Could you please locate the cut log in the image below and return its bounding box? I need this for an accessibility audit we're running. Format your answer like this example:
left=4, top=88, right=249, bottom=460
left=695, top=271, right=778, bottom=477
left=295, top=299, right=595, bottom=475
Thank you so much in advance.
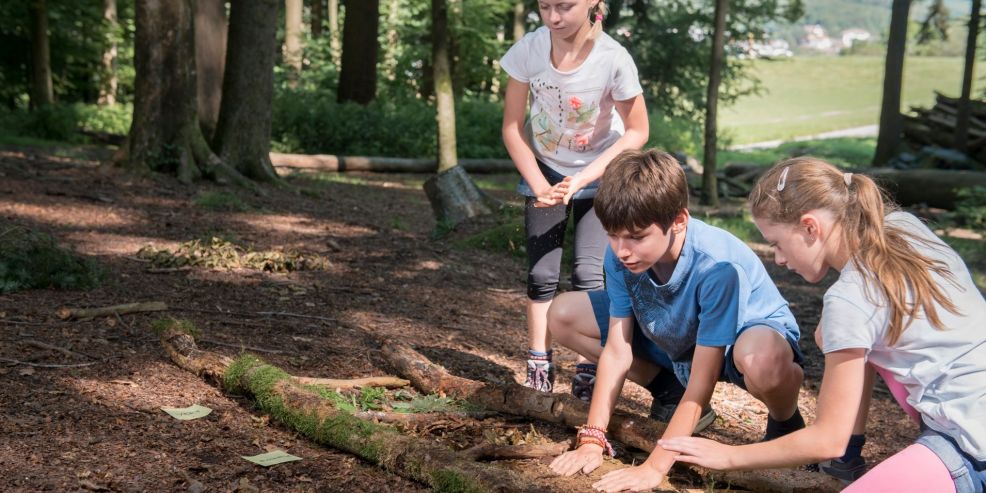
left=423, top=165, right=500, bottom=227
left=157, top=326, right=539, bottom=493
left=57, top=301, right=168, bottom=320
left=293, top=375, right=410, bottom=389
left=379, top=339, right=841, bottom=493
left=863, top=168, right=986, bottom=209
left=270, top=152, right=514, bottom=174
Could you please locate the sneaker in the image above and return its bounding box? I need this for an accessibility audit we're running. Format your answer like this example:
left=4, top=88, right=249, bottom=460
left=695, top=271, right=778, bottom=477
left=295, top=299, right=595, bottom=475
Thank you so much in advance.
left=571, top=370, right=596, bottom=402
left=524, top=359, right=555, bottom=392
left=649, top=400, right=717, bottom=433
left=818, top=456, right=867, bottom=484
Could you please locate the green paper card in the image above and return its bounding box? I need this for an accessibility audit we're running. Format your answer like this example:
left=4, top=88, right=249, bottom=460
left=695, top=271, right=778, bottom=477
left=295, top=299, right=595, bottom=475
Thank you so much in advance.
left=161, top=404, right=213, bottom=420
left=241, top=450, right=303, bottom=467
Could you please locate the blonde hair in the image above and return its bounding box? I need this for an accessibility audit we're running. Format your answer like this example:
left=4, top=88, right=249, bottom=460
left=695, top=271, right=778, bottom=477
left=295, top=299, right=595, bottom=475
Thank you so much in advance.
left=749, top=157, right=960, bottom=345
left=589, top=1, right=607, bottom=39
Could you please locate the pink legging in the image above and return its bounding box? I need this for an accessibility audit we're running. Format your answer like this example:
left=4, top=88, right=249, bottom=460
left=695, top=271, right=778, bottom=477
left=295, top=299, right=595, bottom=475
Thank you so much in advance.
left=843, top=367, right=955, bottom=492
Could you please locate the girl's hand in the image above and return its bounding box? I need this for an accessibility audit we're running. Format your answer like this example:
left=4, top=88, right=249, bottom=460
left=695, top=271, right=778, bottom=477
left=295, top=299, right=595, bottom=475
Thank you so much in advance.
left=658, top=436, right=737, bottom=470
left=562, top=173, right=588, bottom=205
left=549, top=442, right=604, bottom=476
left=592, top=463, right=665, bottom=493
left=534, top=177, right=572, bottom=208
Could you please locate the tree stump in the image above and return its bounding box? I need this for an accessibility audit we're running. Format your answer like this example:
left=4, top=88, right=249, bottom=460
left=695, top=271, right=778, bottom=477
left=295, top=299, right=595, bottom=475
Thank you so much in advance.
left=423, top=165, right=500, bottom=227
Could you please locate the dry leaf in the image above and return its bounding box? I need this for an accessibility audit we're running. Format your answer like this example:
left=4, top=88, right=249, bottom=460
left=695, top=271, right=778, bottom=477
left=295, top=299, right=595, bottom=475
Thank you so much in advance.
left=19, top=367, right=35, bottom=376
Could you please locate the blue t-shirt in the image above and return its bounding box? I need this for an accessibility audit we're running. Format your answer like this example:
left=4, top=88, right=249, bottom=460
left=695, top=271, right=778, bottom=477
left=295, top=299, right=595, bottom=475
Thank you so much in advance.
left=606, top=217, right=799, bottom=383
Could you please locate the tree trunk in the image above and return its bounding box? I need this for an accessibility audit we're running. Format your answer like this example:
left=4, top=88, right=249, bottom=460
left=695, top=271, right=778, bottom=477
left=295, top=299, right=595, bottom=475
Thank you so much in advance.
left=127, top=0, right=251, bottom=187
left=512, top=1, right=526, bottom=41
left=701, top=0, right=728, bottom=207
left=285, top=0, right=303, bottom=88
left=337, top=0, right=379, bottom=103
left=424, top=0, right=498, bottom=226
left=311, top=0, right=323, bottom=39
left=29, top=0, right=53, bottom=109
left=328, top=0, right=340, bottom=66
left=381, top=0, right=401, bottom=82
left=195, top=0, right=228, bottom=141
left=212, top=0, right=281, bottom=182
left=873, top=0, right=912, bottom=166
left=955, top=0, right=982, bottom=153
left=158, top=326, right=540, bottom=493
left=98, top=0, right=118, bottom=106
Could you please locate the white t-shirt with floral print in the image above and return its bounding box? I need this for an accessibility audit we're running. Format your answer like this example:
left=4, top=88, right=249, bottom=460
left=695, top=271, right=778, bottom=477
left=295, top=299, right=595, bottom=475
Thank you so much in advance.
left=500, top=26, right=643, bottom=176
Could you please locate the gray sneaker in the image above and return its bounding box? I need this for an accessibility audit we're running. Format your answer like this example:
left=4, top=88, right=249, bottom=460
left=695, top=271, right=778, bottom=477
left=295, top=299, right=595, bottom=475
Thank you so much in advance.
left=523, top=359, right=555, bottom=393
left=649, top=401, right=717, bottom=433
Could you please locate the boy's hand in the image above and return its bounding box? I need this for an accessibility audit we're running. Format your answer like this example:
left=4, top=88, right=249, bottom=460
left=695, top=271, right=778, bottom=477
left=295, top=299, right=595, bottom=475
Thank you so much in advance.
left=592, top=463, right=665, bottom=492
left=534, top=177, right=571, bottom=208
left=549, top=442, right=604, bottom=476
left=658, top=436, right=737, bottom=470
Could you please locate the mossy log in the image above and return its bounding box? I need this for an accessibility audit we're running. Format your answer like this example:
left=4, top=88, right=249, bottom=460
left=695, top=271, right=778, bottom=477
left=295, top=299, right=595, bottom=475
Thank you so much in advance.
left=380, top=340, right=842, bottom=493
left=158, top=327, right=542, bottom=493
left=270, top=152, right=514, bottom=174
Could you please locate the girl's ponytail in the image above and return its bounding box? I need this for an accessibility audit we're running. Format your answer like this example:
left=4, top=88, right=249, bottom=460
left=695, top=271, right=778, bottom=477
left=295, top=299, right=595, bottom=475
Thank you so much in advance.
left=589, top=1, right=607, bottom=39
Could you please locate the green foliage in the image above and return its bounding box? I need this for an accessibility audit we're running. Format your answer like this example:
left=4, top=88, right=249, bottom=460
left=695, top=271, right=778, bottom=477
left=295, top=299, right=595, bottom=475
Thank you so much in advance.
left=0, top=103, right=132, bottom=143
left=193, top=191, right=252, bottom=212
left=718, top=137, right=876, bottom=169
left=698, top=212, right=760, bottom=243
left=150, top=318, right=201, bottom=337
left=0, top=224, right=102, bottom=293
left=949, top=186, right=986, bottom=233
left=940, top=235, right=986, bottom=292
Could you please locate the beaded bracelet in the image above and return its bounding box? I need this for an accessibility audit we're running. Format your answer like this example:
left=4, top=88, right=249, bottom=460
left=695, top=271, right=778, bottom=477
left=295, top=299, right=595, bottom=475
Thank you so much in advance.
left=576, top=425, right=616, bottom=457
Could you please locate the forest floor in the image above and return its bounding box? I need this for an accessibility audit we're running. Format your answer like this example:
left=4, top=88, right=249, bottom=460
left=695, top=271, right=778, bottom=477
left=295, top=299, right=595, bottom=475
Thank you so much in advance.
left=0, top=144, right=919, bottom=492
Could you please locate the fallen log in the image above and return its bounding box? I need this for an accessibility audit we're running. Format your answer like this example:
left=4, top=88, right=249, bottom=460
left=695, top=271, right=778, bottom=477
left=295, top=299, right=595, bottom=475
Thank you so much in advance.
left=270, top=152, right=515, bottom=174
left=863, top=168, right=986, bottom=209
left=57, top=301, right=169, bottom=320
left=293, top=375, right=410, bottom=389
left=463, top=441, right=570, bottom=461
left=157, top=326, right=541, bottom=493
left=380, top=340, right=842, bottom=493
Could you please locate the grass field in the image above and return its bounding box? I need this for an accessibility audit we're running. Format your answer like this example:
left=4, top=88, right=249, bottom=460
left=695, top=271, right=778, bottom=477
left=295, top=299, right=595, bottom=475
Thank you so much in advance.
left=721, top=56, right=986, bottom=145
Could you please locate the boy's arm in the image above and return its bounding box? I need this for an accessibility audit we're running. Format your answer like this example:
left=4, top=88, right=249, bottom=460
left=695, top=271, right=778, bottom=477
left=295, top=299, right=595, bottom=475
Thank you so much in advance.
left=549, top=315, right=635, bottom=477
left=590, top=344, right=723, bottom=493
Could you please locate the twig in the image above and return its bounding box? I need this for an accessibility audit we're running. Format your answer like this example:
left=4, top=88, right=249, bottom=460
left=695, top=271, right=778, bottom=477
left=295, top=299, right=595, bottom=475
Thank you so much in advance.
left=255, top=311, right=338, bottom=323
left=198, top=338, right=287, bottom=354
left=21, top=340, right=98, bottom=360
left=294, top=375, right=409, bottom=389
left=146, top=267, right=194, bottom=274
left=0, top=357, right=100, bottom=368
left=57, top=302, right=168, bottom=320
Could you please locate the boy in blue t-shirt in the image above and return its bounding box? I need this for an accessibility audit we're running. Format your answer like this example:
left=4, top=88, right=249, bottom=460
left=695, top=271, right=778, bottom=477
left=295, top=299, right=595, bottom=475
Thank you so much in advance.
left=548, top=149, right=805, bottom=492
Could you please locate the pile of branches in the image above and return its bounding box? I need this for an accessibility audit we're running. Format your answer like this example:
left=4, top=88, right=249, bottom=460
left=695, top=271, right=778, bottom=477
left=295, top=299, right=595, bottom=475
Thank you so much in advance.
left=903, top=92, right=986, bottom=167
left=137, top=237, right=330, bottom=272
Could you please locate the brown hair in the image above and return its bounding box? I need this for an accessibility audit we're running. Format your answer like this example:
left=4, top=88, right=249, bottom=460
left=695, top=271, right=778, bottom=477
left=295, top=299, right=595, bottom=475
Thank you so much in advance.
left=589, top=1, right=608, bottom=39
left=595, top=149, right=688, bottom=233
left=749, top=157, right=960, bottom=345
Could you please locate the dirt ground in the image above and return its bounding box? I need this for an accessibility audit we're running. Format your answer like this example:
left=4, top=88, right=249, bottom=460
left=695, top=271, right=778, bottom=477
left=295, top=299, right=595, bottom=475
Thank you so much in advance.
left=0, top=146, right=918, bottom=492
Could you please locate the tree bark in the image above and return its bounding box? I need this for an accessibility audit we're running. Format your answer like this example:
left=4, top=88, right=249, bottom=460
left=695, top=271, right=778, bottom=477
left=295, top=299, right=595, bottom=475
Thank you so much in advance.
left=285, top=0, right=303, bottom=88
left=195, top=0, right=228, bottom=141
left=337, top=0, right=379, bottom=104
left=311, top=0, right=323, bottom=39
left=873, top=0, right=912, bottom=166
left=328, top=0, right=341, bottom=66
left=158, top=327, right=541, bottom=493
left=381, top=0, right=401, bottom=82
left=701, top=0, right=728, bottom=207
left=98, top=0, right=119, bottom=106
left=212, top=0, right=281, bottom=182
left=127, top=0, right=252, bottom=187
left=433, top=0, right=457, bottom=173
left=379, top=339, right=843, bottom=493
left=954, top=0, right=982, bottom=153
left=29, top=0, right=54, bottom=109
left=512, top=1, right=526, bottom=41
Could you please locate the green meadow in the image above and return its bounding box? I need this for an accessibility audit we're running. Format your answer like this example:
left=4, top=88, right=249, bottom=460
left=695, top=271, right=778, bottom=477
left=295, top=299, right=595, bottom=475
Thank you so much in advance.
left=721, top=56, right=986, bottom=145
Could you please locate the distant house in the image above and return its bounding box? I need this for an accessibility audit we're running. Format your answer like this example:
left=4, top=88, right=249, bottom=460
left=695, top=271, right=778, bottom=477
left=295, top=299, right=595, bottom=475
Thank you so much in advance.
left=841, top=29, right=872, bottom=49
left=801, top=24, right=838, bottom=54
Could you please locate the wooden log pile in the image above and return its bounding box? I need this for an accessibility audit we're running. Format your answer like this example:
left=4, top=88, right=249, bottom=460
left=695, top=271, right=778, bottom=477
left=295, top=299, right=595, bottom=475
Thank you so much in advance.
left=903, top=92, right=986, bottom=163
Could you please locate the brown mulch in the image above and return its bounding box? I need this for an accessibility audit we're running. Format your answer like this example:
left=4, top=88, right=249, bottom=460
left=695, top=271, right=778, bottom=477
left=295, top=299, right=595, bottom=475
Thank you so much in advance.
left=0, top=145, right=917, bottom=492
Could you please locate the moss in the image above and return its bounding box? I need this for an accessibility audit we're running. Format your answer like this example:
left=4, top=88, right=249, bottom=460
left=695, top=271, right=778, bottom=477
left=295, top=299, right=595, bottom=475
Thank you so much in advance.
left=430, top=469, right=485, bottom=493
left=150, top=318, right=200, bottom=337
left=0, top=224, right=103, bottom=293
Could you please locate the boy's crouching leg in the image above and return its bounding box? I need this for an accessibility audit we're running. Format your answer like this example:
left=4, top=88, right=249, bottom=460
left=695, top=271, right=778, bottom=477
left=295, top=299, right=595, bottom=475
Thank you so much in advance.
left=547, top=292, right=603, bottom=361
left=732, top=327, right=805, bottom=440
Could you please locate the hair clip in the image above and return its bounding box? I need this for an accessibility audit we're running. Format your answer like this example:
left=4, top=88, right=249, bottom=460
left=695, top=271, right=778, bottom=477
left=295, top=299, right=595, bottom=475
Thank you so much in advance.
left=844, top=172, right=853, bottom=187
left=595, top=12, right=603, bottom=22
left=776, top=166, right=790, bottom=192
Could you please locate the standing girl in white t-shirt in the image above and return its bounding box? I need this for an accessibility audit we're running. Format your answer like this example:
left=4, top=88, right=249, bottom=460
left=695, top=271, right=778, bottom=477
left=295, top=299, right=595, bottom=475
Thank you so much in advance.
left=500, top=0, right=648, bottom=395
left=660, top=157, right=986, bottom=493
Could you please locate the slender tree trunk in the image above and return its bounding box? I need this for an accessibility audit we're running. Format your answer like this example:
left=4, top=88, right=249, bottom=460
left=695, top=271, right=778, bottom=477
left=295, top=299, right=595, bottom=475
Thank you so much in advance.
left=701, top=0, right=728, bottom=207
left=328, top=0, right=340, bottom=66
left=337, top=0, right=379, bottom=104
left=29, top=0, right=54, bottom=109
left=127, top=0, right=251, bottom=188
left=873, top=0, right=912, bottom=166
left=195, top=0, right=228, bottom=141
left=212, top=0, right=281, bottom=182
left=381, top=0, right=401, bottom=82
left=311, top=0, right=323, bottom=39
left=955, top=0, right=982, bottom=153
left=433, top=0, right=457, bottom=172
left=512, top=1, right=526, bottom=41
left=285, top=0, right=303, bottom=88
left=98, top=0, right=118, bottom=106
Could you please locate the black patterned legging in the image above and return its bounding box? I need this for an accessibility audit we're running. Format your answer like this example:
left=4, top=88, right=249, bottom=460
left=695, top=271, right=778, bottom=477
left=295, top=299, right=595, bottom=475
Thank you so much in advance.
left=524, top=196, right=607, bottom=301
